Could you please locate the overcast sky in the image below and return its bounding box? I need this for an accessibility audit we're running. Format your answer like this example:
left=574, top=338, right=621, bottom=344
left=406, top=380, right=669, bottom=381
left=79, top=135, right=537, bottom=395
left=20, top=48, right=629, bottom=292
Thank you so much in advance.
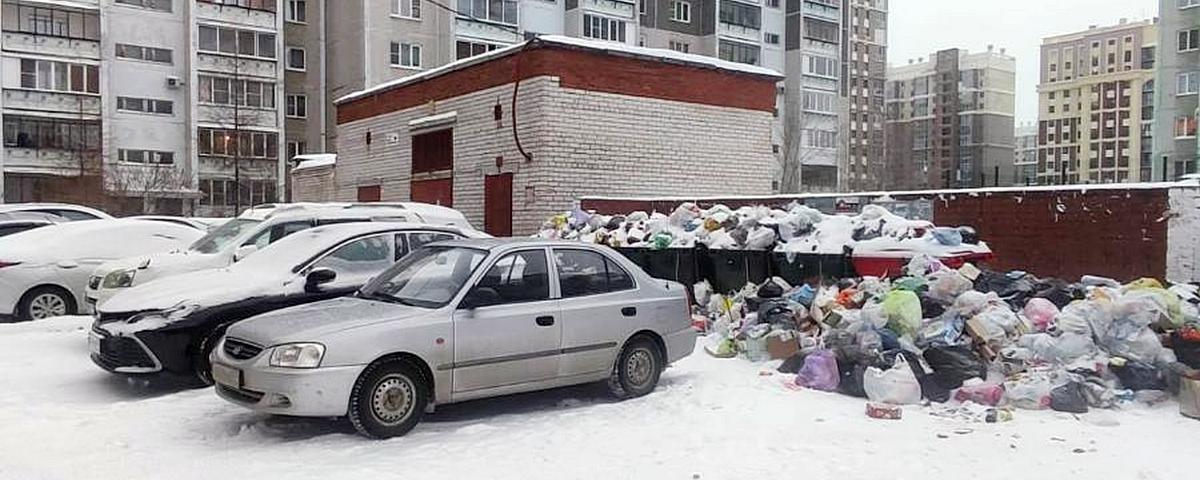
left=888, top=0, right=1158, bottom=126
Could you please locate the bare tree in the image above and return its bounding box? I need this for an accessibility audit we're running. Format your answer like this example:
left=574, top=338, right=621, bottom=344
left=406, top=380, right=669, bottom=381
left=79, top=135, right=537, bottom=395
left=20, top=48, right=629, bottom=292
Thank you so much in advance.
left=104, top=161, right=191, bottom=214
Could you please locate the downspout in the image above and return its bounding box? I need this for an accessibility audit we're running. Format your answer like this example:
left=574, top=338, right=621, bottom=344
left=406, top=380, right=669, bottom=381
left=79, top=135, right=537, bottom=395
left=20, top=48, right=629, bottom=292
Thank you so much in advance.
left=319, top=0, right=328, bottom=152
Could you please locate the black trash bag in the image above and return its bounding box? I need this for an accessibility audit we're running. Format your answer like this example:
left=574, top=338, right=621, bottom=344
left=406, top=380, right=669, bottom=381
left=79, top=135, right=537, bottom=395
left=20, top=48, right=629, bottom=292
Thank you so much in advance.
left=1112, top=360, right=1167, bottom=391
left=778, top=351, right=810, bottom=374
left=837, top=361, right=871, bottom=398
left=758, top=281, right=784, bottom=299
left=834, top=345, right=884, bottom=398
left=923, top=345, right=987, bottom=391
left=1032, top=278, right=1083, bottom=309
left=604, top=215, right=625, bottom=231
left=958, top=226, right=979, bottom=245
left=1050, top=380, right=1089, bottom=414
left=885, top=349, right=949, bottom=402
left=973, top=270, right=1037, bottom=308
left=1172, top=329, right=1200, bottom=370
left=919, top=293, right=947, bottom=319
left=757, top=299, right=795, bottom=328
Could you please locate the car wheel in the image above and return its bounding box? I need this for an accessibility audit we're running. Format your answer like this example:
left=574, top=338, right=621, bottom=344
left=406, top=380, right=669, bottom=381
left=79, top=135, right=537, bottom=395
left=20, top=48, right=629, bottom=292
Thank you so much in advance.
left=607, top=336, right=663, bottom=400
left=348, top=359, right=428, bottom=439
left=193, top=329, right=226, bottom=386
left=17, top=286, right=76, bottom=322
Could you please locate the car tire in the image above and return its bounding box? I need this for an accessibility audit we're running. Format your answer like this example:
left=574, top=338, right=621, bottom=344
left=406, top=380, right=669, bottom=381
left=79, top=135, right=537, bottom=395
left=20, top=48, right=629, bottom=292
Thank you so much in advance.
left=16, top=286, right=76, bottom=322
left=348, top=359, right=428, bottom=439
left=193, top=329, right=226, bottom=386
left=607, top=336, right=663, bottom=400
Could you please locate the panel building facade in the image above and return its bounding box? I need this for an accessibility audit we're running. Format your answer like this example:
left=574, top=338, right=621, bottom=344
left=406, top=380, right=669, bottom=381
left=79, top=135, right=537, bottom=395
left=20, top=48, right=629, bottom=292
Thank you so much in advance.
left=1153, top=0, right=1200, bottom=180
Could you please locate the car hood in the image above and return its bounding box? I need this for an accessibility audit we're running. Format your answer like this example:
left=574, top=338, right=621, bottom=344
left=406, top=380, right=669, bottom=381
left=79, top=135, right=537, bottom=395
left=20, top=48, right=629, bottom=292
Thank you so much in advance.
left=229, top=296, right=431, bottom=345
left=99, top=267, right=289, bottom=313
left=94, top=251, right=225, bottom=284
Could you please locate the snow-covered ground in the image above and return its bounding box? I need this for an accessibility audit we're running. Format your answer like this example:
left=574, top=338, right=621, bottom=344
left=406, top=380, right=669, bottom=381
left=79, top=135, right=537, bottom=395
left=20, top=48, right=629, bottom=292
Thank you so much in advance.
left=0, top=316, right=1193, bottom=480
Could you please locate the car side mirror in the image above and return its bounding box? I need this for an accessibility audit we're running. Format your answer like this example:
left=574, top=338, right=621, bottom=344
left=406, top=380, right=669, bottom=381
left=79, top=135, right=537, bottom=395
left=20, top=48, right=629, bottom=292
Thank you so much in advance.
left=233, top=244, right=258, bottom=262
left=305, top=267, right=337, bottom=293
left=461, top=287, right=500, bottom=310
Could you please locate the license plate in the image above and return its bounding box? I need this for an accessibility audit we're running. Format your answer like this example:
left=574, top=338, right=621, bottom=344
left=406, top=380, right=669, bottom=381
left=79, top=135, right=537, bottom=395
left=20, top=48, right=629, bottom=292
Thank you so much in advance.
left=211, top=362, right=242, bottom=388
left=88, top=331, right=101, bottom=356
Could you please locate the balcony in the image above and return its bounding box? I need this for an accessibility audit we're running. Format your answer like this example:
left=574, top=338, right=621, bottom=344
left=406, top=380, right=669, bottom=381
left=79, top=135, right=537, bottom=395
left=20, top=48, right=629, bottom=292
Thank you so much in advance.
left=3, top=89, right=100, bottom=117
left=453, top=17, right=520, bottom=44
left=801, top=1, right=840, bottom=22
left=195, top=53, right=278, bottom=79
left=194, top=1, right=277, bottom=29
left=718, top=22, right=760, bottom=43
left=2, top=147, right=90, bottom=177
left=1, top=31, right=100, bottom=59
left=581, top=0, right=635, bottom=19
left=198, top=155, right=279, bottom=179
left=197, top=105, right=278, bottom=129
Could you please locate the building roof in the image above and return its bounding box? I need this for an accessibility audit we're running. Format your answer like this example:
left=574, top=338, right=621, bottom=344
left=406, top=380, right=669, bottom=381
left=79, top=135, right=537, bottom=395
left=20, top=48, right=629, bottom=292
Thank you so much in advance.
left=336, top=35, right=782, bottom=105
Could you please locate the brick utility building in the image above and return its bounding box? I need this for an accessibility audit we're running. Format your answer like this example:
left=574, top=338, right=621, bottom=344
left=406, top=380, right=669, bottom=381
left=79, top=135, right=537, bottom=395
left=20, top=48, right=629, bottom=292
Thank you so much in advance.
left=324, top=35, right=782, bottom=236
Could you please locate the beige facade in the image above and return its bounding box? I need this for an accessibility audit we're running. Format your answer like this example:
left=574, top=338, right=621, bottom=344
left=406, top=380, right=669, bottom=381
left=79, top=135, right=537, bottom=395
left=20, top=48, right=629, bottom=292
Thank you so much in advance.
left=1036, top=19, right=1157, bottom=184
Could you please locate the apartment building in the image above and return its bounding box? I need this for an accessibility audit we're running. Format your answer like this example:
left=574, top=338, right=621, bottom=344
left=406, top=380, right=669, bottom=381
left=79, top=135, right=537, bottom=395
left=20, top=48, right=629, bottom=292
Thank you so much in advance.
left=1153, top=0, right=1200, bottom=181
left=1014, top=122, right=1037, bottom=185
left=1036, top=19, right=1156, bottom=185
left=840, top=0, right=885, bottom=191
left=884, top=47, right=1016, bottom=190
left=1, top=0, right=286, bottom=216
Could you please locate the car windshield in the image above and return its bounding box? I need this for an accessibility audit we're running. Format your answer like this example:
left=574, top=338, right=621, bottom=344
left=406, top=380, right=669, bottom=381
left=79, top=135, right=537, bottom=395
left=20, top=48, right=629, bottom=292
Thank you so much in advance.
left=360, top=246, right=488, bottom=309
left=188, top=218, right=261, bottom=254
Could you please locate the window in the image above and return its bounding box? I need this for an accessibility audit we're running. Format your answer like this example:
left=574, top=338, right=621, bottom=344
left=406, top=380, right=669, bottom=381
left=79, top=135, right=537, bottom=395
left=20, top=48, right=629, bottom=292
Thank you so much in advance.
left=286, top=47, right=306, bottom=70
left=198, top=179, right=277, bottom=207
left=286, top=0, right=306, bottom=22
left=198, top=25, right=276, bottom=59
left=583, top=14, right=626, bottom=42
left=764, top=32, right=780, bottom=45
left=196, top=0, right=277, bottom=12
left=804, top=54, right=837, bottom=78
left=286, top=94, right=307, bottom=118
left=455, top=40, right=501, bottom=59
left=638, top=0, right=645, bottom=14
left=114, top=0, right=171, bottom=11
left=1176, top=115, right=1197, bottom=138
left=554, top=249, right=634, bottom=297
left=197, top=128, right=279, bottom=158
left=720, top=40, right=760, bottom=65
left=408, top=232, right=455, bottom=251
left=802, top=90, right=836, bottom=113
left=668, top=40, right=690, bottom=53
left=394, top=0, right=421, bottom=18
left=117, top=97, right=174, bottom=115
left=720, top=1, right=761, bottom=29
left=198, top=75, right=275, bottom=108
left=311, top=234, right=396, bottom=283
left=669, top=0, right=690, bottom=22
left=1180, top=28, right=1200, bottom=52
left=115, top=43, right=172, bottom=64
left=286, top=140, right=306, bottom=159
left=3, top=116, right=100, bottom=151
left=118, top=149, right=174, bottom=165
left=765, top=0, right=779, bottom=7
left=472, top=250, right=550, bottom=305
left=455, top=0, right=517, bottom=24
left=802, top=129, right=838, bottom=149
left=18, top=59, right=98, bottom=94
left=1179, top=72, right=1200, bottom=95
left=3, top=3, right=100, bottom=40
left=390, top=42, right=422, bottom=68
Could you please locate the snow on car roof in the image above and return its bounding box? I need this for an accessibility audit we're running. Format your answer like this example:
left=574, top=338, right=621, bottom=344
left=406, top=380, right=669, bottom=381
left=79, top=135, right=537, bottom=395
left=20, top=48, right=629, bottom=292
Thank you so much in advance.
left=0, top=219, right=202, bottom=261
left=233, top=222, right=471, bottom=272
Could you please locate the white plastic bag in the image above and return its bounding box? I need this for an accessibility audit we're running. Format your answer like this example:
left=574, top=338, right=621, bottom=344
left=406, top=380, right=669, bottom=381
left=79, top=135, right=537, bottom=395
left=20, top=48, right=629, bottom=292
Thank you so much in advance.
left=864, top=356, right=922, bottom=405
left=744, top=226, right=777, bottom=250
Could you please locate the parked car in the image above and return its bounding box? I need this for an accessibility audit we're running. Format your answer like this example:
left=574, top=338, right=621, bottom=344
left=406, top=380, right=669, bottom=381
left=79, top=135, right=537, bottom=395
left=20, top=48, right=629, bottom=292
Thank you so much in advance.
left=129, top=215, right=227, bottom=232
left=0, top=203, right=111, bottom=221
left=211, top=239, right=696, bottom=438
left=86, top=202, right=471, bottom=309
left=0, top=211, right=65, bottom=238
left=90, top=222, right=486, bottom=384
left=0, top=220, right=204, bottom=322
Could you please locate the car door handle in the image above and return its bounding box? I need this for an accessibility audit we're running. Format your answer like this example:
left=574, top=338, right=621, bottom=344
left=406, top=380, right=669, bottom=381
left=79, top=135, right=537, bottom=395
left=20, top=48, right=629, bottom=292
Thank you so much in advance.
left=535, top=316, right=555, bottom=327
left=621, top=307, right=637, bottom=317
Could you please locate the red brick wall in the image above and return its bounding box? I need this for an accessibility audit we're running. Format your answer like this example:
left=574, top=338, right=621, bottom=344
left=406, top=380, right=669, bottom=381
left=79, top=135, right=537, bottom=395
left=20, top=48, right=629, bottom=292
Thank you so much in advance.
left=581, top=187, right=1172, bottom=281
left=337, top=44, right=780, bottom=124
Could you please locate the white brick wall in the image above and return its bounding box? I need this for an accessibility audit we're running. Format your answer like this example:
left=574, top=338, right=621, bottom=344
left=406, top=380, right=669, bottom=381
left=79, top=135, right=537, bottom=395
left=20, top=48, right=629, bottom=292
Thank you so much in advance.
left=323, top=75, right=775, bottom=235
left=1168, top=185, right=1200, bottom=283
left=291, top=167, right=337, bottom=202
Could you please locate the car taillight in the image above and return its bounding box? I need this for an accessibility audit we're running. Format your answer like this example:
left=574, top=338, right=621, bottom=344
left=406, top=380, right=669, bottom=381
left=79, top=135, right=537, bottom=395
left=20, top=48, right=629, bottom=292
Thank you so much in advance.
left=0, top=261, right=20, bottom=269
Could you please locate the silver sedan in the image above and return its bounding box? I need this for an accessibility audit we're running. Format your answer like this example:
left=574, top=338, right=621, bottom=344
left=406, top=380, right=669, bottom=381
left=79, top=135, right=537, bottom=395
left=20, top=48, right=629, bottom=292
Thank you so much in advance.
left=211, top=239, right=695, bottom=438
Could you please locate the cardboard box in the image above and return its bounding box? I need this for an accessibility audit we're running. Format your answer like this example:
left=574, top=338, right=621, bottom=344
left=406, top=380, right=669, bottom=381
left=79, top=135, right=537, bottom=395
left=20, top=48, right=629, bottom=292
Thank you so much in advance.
left=765, top=331, right=800, bottom=360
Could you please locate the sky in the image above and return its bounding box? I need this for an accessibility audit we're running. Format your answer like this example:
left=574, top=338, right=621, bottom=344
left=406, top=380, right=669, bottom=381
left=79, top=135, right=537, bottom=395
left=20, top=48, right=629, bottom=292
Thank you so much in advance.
left=888, top=0, right=1158, bottom=125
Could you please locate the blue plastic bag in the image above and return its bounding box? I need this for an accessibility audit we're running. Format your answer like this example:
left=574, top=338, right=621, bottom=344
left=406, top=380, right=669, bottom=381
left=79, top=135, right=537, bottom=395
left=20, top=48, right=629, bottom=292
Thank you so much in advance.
left=932, top=227, right=963, bottom=246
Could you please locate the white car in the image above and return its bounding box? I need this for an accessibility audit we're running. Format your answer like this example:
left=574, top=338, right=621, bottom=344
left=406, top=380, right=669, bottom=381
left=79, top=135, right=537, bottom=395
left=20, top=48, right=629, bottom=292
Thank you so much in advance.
left=0, top=203, right=111, bottom=221
left=86, top=202, right=471, bottom=309
left=0, top=219, right=204, bottom=322
left=213, top=239, right=696, bottom=438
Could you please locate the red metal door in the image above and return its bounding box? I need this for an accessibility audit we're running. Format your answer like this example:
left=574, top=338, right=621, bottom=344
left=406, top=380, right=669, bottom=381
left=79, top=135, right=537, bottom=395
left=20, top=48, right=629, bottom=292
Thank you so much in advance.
left=484, top=173, right=513, bottom=237
left=410, top=178, right=453, bottom=207
left=357, top=185, right=381, bottom=202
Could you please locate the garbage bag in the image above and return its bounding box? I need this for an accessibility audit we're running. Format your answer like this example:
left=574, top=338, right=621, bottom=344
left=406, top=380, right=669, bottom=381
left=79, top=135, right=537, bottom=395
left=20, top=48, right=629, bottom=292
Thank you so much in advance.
left=777, top=351, right=809, bottom=374
left=1004, top=374, right=1053, bottom=410
left=881, top=290, right=922, bottom=337
left=1126, top=278, right=1164, bottom=290
left=1033, top=278, right=1082, bottom=309
left=905, top=254, right=943, bottom=276
left=928, top=270, right=974, bottom=304
left=972, top=305, right=1021, bottom=337
left=794, top=349, right=840, bottom=391
left=1111, top=359, right=1167, bottom=391
left=931, top=227, right=963, bottom=246
left=864, top=356, right=923, bottom=405
left=744, top=226, right=776, bottom=250
left=1172, top=326, right=1200, bottom=369
left=923, top=345, right=987, bottom=390
left=892, top=276, right=928, bottom=292
left=1018, top=332, right=1098, bottom=364
left=758, top=281, right=784, bottom=299
left=1023, top=298, right=1059, bottom=332
left=952, top=290, right=998, bottom=318
left=957, top=226, right=979, bottom=244
left=1050, top=380, right=1089, bottom=414
left=954, top=382, right=1005, bottom=406
left=1098, top=320, right=1164, bottom=364
left=789, top=284, right=816, bottom=307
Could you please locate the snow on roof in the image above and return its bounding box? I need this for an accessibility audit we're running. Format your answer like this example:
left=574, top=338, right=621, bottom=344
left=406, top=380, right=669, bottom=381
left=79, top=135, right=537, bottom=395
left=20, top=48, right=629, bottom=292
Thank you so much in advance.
left=581, top=180, right=1200, bottom=204
left=291, top=154, right=336, bottom=172
left=336, top=35, right=782, bottom=105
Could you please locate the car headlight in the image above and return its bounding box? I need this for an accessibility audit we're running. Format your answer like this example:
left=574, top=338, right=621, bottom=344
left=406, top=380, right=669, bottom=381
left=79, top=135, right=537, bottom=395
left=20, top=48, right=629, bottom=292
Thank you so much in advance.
left=102, top=269, right=137, bottom=289
left=269, top=343, right=325, bottom=368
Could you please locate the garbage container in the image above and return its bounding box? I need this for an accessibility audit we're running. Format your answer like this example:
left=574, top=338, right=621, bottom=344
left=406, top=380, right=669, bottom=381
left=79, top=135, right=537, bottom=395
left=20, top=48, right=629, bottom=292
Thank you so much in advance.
left=699, top=249, right=771, bottom=294
left=771, top=252, right=856, bottom=285
left=613, top=247, right=698, bottom=289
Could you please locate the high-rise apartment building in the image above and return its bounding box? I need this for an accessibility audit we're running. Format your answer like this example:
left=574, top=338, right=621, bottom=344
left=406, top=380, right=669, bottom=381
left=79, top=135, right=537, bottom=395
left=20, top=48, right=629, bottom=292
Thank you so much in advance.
left=1035, top=19, right=1156, bottom=185
left=840, top=0, right=885, bottom=192
left=1013, top=122, right=1037, bottom=185
left=1, top=0, right=286, bottom=216
left=884, top=47, right=1015, bottom=190
left=1153, top=0, right=1200, bottom=181
left=286, top=0, right=874, bottom=194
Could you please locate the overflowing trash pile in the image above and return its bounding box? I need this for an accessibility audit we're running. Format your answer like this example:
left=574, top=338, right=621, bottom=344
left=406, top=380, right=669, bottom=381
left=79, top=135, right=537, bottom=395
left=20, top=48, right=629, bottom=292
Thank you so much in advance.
left=695, top=256, right=1200, bottom=421
left=535, top=203, right=984, bottom=256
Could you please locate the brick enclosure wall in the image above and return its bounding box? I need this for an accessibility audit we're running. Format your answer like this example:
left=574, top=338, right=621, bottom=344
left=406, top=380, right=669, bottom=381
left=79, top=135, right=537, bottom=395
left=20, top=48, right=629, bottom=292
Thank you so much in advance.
left=290, top=167, right=336, bottom=202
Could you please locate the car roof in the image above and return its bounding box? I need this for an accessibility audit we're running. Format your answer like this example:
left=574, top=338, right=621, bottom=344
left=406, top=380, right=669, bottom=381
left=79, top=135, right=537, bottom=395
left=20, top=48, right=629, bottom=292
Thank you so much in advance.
left=433, top=238, right=608, bottom=251
left=0, top=203, right=111, bottom=218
